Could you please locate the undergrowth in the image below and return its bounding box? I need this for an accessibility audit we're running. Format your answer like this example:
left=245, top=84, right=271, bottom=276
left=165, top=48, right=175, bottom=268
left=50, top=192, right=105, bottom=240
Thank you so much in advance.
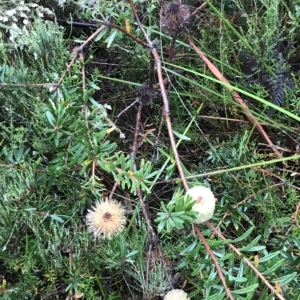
left=0, top=0, right=300, bottom=299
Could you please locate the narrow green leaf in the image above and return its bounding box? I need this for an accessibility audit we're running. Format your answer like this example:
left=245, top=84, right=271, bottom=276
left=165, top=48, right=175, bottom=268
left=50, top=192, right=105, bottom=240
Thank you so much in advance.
left=172, top=129, right=191, bottom=141
left=228, top=274, right=247, bottom=283
left=157, top=221, right=165, bottom=232
left=263, top=259, right=285, bottom=275
left=46, top=111, right=55, bottom=126
left=87, top=78, right=100, bottom=90
left=154, top=215, right=167, bottom=222
left=203, top=292, right=226, bottom=300
left=239, top=235, right=262, bottom=251
left=179, top=214, right=196, bottom=222
left=180, top=240, right=198, bottom=255
left=259, top=251, right=281, bottom=263
left=169, top=211, right=185, bottom=217
left=106, top=29, right=118, bottom=48
left=232, top=283, right=259, bottom=294
left=232, top=226, right=255, bottom=243
left=126, top=250, right=138, bottom=258
left=50, top=214, right=64, bottom=223
left=172, top=216, right=184, bottom=224
left=271, top=272, right=297, bottom=285
left=243, top=245, right=266, bottom=252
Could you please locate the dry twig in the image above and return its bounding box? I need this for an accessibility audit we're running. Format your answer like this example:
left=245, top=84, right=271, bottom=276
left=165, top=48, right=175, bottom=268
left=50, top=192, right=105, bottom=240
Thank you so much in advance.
left=194, top=224, right=236, bottom=300
left=127, top=0, right=189, bottom=191
left=189, top=38, right=282, bottom=159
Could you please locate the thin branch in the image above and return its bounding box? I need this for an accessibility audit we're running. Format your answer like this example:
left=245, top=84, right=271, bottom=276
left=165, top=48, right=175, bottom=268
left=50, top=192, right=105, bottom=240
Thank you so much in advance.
left=0, top=83, right=56, bottom=88
left=0, top=163, right=17, bottom=168
left=132, top=104, right=143, bottom=156
left=154, top=154, right=300, bottom=185
left=109, top=23, right=148, bottom=47
left=127, top=0, right=152, bottom=46
left=109, top=182, right=119, bottom=201
left=188, top=38, right=282, bottom=159
left=79, top=52, right=94, bottom=150
left=193, top=224, right=235, bottom=300
left=152, top=111, right=165, bottom=162
left=128, top=0, right=189, bottom=191
left=131, top=103, right=158, bottom=242
left=169, top=36, right=177, bottom=60
left=192, top=2, right=207, bottom=17
left=56, top=24, right=107, bottom=87
left=115, top=99, right=139, bottom=120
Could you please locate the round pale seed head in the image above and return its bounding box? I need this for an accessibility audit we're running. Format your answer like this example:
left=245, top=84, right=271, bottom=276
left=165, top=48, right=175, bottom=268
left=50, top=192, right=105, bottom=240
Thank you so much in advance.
left=164, top=289, right=190, bottom=300
left=185, top=186, right=216, bottom=223
left=86, top=199, right=126, bottom=239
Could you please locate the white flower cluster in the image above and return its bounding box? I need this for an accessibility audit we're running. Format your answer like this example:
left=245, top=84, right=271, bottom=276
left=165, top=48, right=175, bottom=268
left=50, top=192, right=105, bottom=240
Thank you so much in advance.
left=0, top=1, right=53, bottom=47
left=185, top=186, right=216, bottom=223
left=164, top=289, right=190, bottom=300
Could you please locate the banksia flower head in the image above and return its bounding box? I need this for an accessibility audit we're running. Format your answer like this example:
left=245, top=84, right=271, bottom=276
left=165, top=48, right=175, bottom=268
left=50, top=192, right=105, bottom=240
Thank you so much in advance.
left=160, top=1, right=191, bottom=36
left=185, top=186, right=216, bottom=223
left=86, top=199, right=126, bottom=239
left=164, top=289, right=190, bottom=300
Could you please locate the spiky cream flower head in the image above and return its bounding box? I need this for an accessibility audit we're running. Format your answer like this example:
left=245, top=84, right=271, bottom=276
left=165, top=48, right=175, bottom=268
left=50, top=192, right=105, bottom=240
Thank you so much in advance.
left=185, top=186, right=216, bottom=223
left=164, top=289, right=190, bottom=300
left=86, top=199, right=126, bottom=239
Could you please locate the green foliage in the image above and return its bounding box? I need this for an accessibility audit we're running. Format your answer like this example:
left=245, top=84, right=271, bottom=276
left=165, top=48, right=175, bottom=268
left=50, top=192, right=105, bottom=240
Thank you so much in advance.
left=0, top=0, right=300, bottom=299
left=155, top=192, right=197, bottom=233
left=288, top=2, right=300, bottom=33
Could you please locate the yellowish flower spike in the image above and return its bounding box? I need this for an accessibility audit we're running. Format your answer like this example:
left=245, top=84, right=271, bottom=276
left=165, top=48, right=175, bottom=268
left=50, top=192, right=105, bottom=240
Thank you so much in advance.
left=164, top=289, right=190, bottom=300
left=185, top=186, right=216, bottom=223
left=86, top=199, right=126, bottom=239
